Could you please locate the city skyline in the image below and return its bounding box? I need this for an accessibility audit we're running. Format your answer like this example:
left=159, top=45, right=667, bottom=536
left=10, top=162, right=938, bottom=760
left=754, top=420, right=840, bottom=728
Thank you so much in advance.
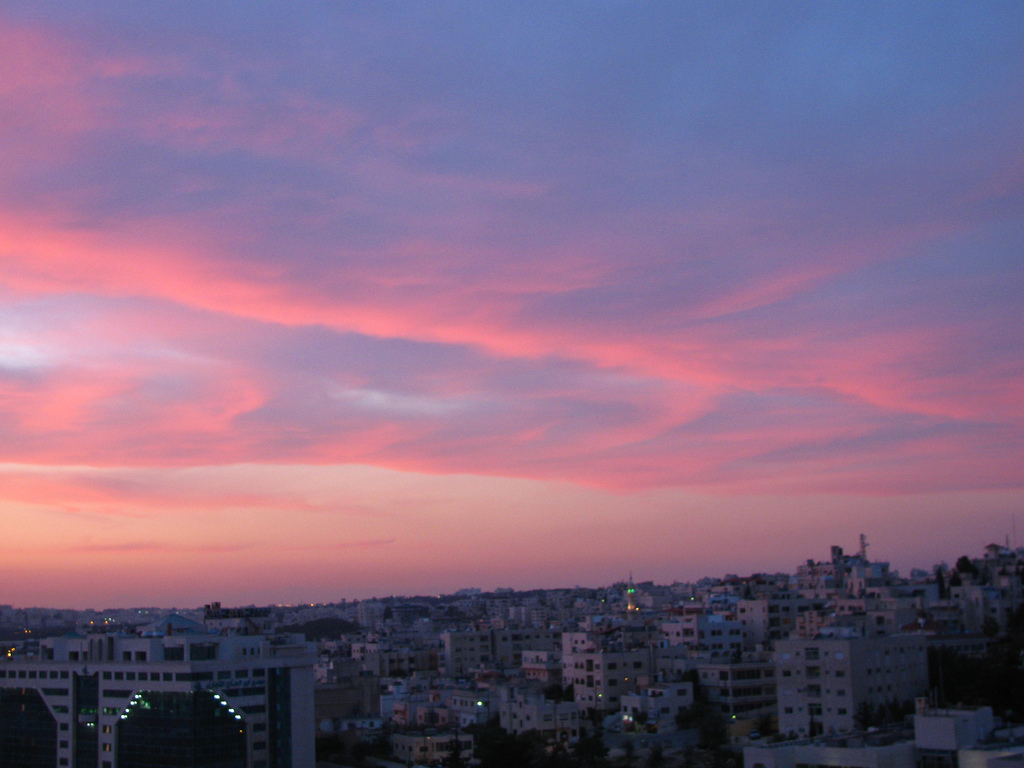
left=0, top=533, right=1014, bottom=613
left=1, top=2, right=1022, bottom=607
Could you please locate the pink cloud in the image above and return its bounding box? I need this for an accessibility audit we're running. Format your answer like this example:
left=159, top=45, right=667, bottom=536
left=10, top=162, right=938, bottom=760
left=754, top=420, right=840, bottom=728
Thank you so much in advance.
left=0, top=10, right=1018, bottom=509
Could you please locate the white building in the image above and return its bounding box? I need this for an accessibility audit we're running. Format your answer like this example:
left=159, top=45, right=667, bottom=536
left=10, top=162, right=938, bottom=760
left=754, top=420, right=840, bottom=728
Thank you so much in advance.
left=776, top=634, right=928, bottom=737
left=620, top=682, right=694, bottom=731
left=497, top=687, right=580, bottom=743
left=0, top=619, right=315, bottom=767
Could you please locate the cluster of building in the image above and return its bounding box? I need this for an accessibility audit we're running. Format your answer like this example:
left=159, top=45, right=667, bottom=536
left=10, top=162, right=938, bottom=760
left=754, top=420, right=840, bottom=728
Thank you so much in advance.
left=2, top=538, right=1023, bottom=766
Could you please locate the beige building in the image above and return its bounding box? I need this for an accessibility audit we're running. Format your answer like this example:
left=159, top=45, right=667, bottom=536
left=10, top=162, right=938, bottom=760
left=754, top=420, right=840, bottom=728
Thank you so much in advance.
left=776, top=634, right=928, bottom=737
left=660, top=614, right=743, bottom=659
left=522, top=650, right=562, bottom=685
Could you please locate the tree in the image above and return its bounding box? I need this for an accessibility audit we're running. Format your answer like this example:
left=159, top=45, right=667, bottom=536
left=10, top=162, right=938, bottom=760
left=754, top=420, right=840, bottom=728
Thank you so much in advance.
left=621, top=739, right=635, bottom=765
left=545, top=683, right=575, bottom=702
left=698, top=711, right=728, bottom=749
left=571, top=733, right=611, bottom=768
left=315, top=734, right=345, bottom=763
left=881, top=698, right=904, bottom=725
left=1008, top=604, right=1024, bottom=634
left=441, top=736, right=469, bottom=768
left=956, top=556, right=979, bottom=577
left=854, top=701, right=875, bottom=730
left=928, top=645, right=1024, bottom=721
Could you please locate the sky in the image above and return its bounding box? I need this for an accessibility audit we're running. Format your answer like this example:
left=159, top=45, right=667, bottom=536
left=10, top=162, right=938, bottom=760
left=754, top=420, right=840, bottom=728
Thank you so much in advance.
left=0, top=2, right=1022, bottom=609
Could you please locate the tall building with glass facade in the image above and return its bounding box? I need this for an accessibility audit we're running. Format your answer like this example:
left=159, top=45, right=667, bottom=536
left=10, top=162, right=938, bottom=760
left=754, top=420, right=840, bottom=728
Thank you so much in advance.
left=0, top=618, right=314, bottom=767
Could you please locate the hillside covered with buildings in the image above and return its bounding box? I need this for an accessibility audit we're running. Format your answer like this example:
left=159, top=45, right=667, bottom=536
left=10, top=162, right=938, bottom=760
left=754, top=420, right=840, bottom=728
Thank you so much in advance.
left=3, top=539, right=1024, bottom=767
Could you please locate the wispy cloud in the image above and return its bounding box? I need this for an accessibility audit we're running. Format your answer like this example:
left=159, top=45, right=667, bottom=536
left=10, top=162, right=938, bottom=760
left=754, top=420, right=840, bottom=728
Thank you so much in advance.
left=0, top=2, right=1021, bottom=604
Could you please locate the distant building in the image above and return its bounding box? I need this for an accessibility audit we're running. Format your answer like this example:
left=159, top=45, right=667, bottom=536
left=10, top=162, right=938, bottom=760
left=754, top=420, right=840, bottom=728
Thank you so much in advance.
left=441, top=628, right=561, bottom=677
left=203, top=602, right=274, bottom=635
left=390, top=729, right=473, bottom=766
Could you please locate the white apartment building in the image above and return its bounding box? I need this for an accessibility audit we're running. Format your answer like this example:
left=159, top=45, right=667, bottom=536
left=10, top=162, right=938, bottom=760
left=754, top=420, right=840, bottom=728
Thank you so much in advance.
left=697, top=656, right=776, bottom=719
left=497, top=687, right=580, bottom=743
left=775, top=634, right=928, bottom=737
left=735, top=594, right=818, bottom=647
left=620, top=682, right=694, bottom=731
left=561, top=636, right=654, bottom=718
